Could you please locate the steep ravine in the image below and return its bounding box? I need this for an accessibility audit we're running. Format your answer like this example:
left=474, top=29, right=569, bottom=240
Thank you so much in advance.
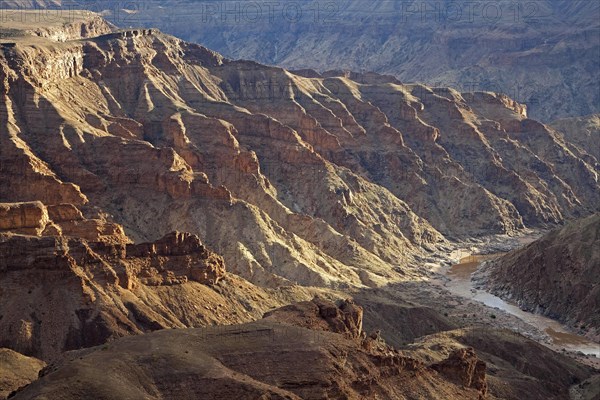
left=0, top=13, right=599, bottom=400
left=1, top=13, right=598, bottom=290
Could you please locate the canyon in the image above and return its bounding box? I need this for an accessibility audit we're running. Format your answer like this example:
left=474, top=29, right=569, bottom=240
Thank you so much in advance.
left=1, top=11, right=598, bottom=289
left=0, top=9, right=599, bottom=400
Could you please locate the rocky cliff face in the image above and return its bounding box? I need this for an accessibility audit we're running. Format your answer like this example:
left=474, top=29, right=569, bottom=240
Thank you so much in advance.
left=0, top=198, right=293, bottom=362
left=1, top=14, right=598, bottom=292
left=1, top=223, right=232, bottom=361
left=478, top=214, right=600, bottom=339
left=431, top=348, right=487, bottom=398
left=0, top=201, right=128, bottom=242
left=23, top=0, right=598, bottom=122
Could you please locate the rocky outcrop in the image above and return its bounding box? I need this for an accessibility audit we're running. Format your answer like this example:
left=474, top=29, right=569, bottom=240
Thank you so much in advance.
left=408, top=328, right=595, bottom=400
left=46, top=203, right=83, bottom=222
left=0, top=201, right=128, bottom=244
left=478, top=214, right=600, bottom=339
left=0, top=229, right=276, bottom=361
left=431, top=348, right=487, bottom=399
left=0, top=230, right=225, bottom=286
left=263, top=297, right=363, bottom=339
left=8, top=304, right=489, bottom=400
left=0, top=202, right=49, bottom=235
left=125, top=232, right=226, bottom=286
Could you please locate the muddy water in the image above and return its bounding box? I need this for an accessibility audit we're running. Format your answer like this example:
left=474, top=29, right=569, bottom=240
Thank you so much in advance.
left=446, top=254, right=600, bottom=356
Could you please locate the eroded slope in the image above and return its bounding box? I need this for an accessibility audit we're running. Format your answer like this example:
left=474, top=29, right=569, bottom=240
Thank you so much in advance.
left=1, top=18, right=598, bottom=290
left=479, top=214, right=600, bottom=340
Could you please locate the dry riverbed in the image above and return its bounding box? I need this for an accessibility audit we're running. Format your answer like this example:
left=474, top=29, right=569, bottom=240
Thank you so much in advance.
left=409, top=231, right=600, bottom=369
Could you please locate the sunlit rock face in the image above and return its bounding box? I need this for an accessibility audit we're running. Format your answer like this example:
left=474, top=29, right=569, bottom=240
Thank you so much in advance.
left=1, top=12, right=598, bottom=290
left=18, top=0, right=597, bottom=122
left=0, top=12, right=598, bottom=400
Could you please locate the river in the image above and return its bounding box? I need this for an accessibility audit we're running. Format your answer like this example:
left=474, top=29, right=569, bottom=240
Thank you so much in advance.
left=444, top=253, right=600, bottom=357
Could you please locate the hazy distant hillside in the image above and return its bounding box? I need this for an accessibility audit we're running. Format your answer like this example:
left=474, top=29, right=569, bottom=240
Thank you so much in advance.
left=551, top=114, right=600, bottom=160
left=4, top=0, right=598, bottom=121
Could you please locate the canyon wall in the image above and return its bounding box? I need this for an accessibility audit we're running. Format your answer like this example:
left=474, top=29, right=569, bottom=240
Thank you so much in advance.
left=1, top=14, right=598, bottom=291
left=0, top=13, right=598, bottom=400
left=10, top=0, right=597, bottom=122
left=479, top=214, right=600, bottom=340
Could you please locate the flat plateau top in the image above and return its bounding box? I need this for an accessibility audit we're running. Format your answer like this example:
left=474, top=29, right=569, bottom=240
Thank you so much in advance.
left=1, top=9, right=98, bottom=28
left=0, top=9, right=99, bottom=41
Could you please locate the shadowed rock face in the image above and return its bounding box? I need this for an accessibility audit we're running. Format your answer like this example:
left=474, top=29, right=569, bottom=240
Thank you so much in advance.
left=0, top=228, right=228, bottom=361
left=431, top=348, right=487, bottom=399
left=407, top=328, right=596, bottom=400
left=7, top=298, right=491, bottom=400
left=7, top=297, right=596, bottom=400
left=0, top=349, right=45, bottom=399
left=480, top=214, right=600, bottom=339
left=1, top=13, right=598, bottom=290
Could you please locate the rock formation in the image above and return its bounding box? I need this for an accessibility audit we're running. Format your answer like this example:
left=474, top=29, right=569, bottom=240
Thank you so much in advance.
left=7, top=299, right=491, bottom=400
left=0, top=202, right=49, bottom=236
left=550, top=114, right=600, bottom=160
left=1, top=12, right=598, bottom=291
left=408, top=327, right=596, bottom=400
left=478, top=214, right=600, bottom=339
left=8, top=298, right=597, bottom=400
left=0, top=201, right=128, bottom=243
left=263, top=297, right=364, bottom=339
left=431, top=348, right=487, bottom=399
left=20, top=0, right=598, bottom=122
left=0, top=203, right=303, bottom=361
